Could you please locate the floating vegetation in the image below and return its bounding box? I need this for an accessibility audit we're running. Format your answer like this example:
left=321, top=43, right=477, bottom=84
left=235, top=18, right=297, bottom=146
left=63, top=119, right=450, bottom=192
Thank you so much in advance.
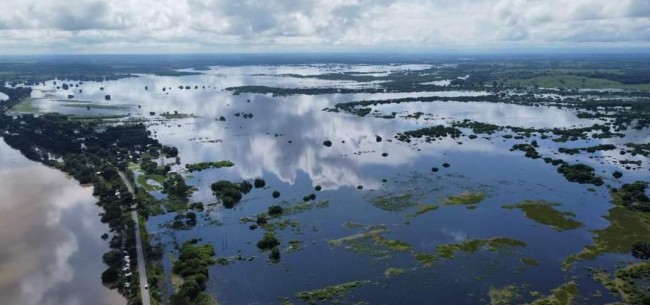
left=436, top=238, right=527, bottom=259
left=414, top=253, right=437, bottom=267
left=488, top=284, right=525, bottom=305
left=185, top=160, right=234, bottom=172
left=370, top=192, right=418, bottom=211
left=444, top=191, right=487, bottom=206
left=407, top=204, right=438, bottom=217
left=526, top=281, right=578, bottom=305
left=286, top=240, right=304, bottom=253
left=384, top=267, right=406, bottom=278
left=328, top=228, right=413, bottom=258
left=295, top=280, right=372, bottom=305
left=282, top=200, right=329, bottom=215
left=503, top=201, right=583, bottom=231
left=520, top=258, right=540, bottom=267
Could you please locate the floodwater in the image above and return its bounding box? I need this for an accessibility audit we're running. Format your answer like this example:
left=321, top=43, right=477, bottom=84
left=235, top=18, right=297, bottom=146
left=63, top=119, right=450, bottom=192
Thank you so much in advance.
left=0, top=141, right=124, bottom=305
left=8, top=63, right=650, bottom=304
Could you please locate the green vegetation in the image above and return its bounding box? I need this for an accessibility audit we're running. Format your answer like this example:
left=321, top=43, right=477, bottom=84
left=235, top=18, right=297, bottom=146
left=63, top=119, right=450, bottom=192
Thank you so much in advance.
left=295, top=280, right=371, bottom=305
left=384, top=267, right=406, bottom=278
left=396, top=125, right=462, bottom=142
left=511, top=144, right=542, bottom=159
left=170, top=240, right=216, bottom=305
left=503, top=201, right=583, bottom=231
left=371, top=192, right=418, bottom=211
left=489, top=284, right=525, bottom=305
left=436, top=238, right=526, bottom=259
left=137, top=174, right=165, bottom=191
left=563, top=182, right=650, bottom=269
left=162, top=173, right=192, bottom=212
left=521, top=258, right=540, bottom=267
left=454, top=119, right=503, bottom=135
left=444, top=191, right=487, bottom=206
left=185, top=161, right=234, bottom=172
left=408, top=204, right=438, bottom=217
left=210, top=180, right=252, bottom=208
left=526, top=281, right=579, bottom=305
left=557, top=163, right=604, bottom=186
left=254, top=178, right=266, bottom=188
left=161, top=112, right=194, bottom=119
left=415, top=253, right=438, bottom=267
left=328, top=228, right=413, bottom=258
left=558, top=144, right=616, bottom=155
left=11, top=97, right=39, bottom=112
left=610, top=262, right=650, bottom=305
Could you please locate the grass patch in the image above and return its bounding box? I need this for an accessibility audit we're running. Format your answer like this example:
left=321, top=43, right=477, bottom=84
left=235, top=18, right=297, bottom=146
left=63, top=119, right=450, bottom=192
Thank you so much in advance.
left=371, top=192, right=418, bottom=211
left=407, top=204, right=438, bottom=218
left=436, top=237, right=526, bottom=259
left=503, top=200, right=583, bottom=231
left=295, top=281, right=371, bottom=305
left=444, top=191, right=487, bottom=206
left=384, top=267, right=406, bottom=278
left=489, top=284, right=525, bottom=305
left=527, top=281, right=578, bottom=305
left=137, top=174, right=165, bottom=192
left=520, top=258, right=540, bottom=267
left=60, top=103, right=132, bottom=110
left=329, top=229, right=413, bottom=258
left=415, top=253, right=437, bottom=267
left=11, top=97, right=39, bottom=112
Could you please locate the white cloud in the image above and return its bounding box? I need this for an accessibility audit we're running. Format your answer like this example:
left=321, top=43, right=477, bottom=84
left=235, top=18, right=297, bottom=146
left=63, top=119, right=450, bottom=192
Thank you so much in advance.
left=0, top=0, right=648, bottom=53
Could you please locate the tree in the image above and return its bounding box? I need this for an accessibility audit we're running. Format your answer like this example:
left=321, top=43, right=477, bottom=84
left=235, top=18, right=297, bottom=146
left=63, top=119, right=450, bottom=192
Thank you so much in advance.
left=254, top=178, right=266, bottom=188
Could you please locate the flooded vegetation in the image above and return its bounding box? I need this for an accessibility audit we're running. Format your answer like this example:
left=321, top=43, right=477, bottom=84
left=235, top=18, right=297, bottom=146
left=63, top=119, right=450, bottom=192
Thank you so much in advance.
left=1, top=54, right=650, bottom=305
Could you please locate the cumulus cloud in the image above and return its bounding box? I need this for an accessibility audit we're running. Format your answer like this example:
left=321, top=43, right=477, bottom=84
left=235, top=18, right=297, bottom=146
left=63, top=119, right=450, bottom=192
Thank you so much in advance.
left=0, top=0, right=648, bottom=53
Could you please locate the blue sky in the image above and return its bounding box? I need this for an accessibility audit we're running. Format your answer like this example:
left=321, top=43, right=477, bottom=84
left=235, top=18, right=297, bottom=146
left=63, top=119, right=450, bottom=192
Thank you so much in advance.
left=0, top=0, right=649, bottom=54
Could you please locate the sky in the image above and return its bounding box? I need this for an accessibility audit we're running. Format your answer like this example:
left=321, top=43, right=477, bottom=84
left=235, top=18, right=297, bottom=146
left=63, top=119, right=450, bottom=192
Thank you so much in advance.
left=0, top=0, right=649, bottom=54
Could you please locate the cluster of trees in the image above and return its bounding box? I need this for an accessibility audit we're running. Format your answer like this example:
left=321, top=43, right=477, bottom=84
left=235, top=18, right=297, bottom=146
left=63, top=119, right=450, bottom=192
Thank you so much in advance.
left=210, top=180, right=252, bottom=208
left=557, top=163, right=604, bottom=186
left=511, top=144, right=541, bottom=159
left=171, top=240, right=215, bottom=305
left=396, top=125, right=462, bottom=143
left=613, top=181, right=650, bottom=212
left=185, top=160, right=234, bottom=172
left=256, top=232, right=281, bottom=263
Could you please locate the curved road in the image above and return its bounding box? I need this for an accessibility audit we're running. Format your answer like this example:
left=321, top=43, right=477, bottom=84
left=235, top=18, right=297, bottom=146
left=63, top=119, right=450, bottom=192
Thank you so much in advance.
left=118, top=170, right=151, bottom=305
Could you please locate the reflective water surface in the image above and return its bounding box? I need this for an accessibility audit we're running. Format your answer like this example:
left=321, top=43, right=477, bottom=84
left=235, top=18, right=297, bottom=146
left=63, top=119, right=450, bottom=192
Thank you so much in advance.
left=0, top=141, right=124, bottom=305
left=6, top=63, right=650, bottom=305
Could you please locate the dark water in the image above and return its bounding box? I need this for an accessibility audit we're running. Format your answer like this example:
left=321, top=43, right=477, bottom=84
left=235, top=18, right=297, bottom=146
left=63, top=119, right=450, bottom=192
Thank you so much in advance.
left=10, top=63, right=650, bottom=304
left=0, top=141, right=124, bottom=305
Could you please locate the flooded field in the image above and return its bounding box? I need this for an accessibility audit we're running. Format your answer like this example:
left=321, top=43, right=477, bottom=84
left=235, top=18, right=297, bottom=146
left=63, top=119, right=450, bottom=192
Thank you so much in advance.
left=2, top=58, right=650, bottom=305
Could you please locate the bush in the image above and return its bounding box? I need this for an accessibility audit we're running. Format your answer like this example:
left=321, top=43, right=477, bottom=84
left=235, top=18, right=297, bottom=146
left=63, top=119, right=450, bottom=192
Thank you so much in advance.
left=268, top=205, right=283, bottom=216
left=272, top=190, right=281, bottom=198
left=254, top=178, right=266, bottom=188
left=257, top=233, right=280, bottom=250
